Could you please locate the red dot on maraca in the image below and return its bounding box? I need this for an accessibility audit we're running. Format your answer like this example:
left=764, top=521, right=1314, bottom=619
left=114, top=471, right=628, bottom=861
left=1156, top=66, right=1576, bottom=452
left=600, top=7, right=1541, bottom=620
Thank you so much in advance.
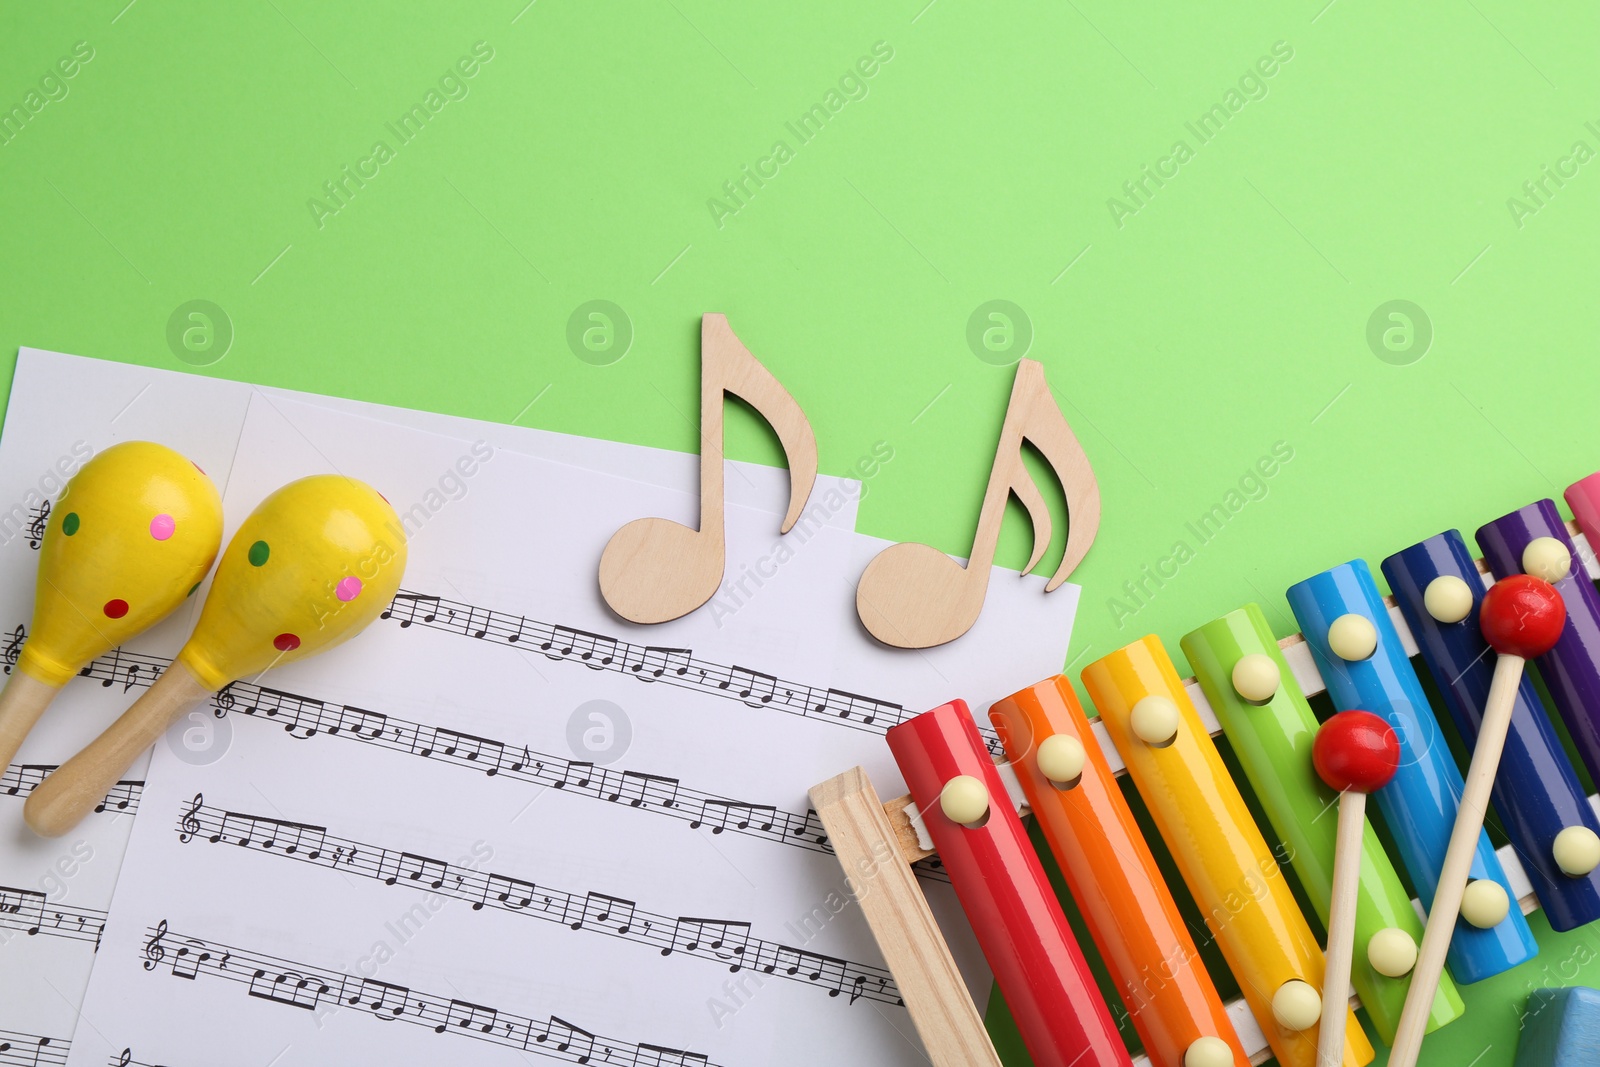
left=1480, top=574, right=1565, bottom=659
left=1313, top=710, right=1400, bottom=793
left=102, top=598, right=129, bottom=619
left=273, top=633, right=301, bottom=652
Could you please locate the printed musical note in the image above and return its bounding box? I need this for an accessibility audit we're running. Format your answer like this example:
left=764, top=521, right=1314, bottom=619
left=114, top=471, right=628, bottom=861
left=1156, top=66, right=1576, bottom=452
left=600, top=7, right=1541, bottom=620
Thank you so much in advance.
left=571, top=891, right=637, bottom=934
left=638, top=646, right=691, bottom=679
left=384, top=593, right=441, bottom=628
left=724, top=666, right=777, bottom=706
left=479, top=873, right=537, bottom=911
left=608, top=771, right=680, bottom=809
left=856, top=357, right=1099, bottom=647
left=556, top=761, right=595, bottom=790
left=26, top=500, right=50, bottom=549
left=696, top=799, right=778, bottom=834
left=535, top=1016, right=596, bottom=1061
left=350, top=977, right=411, bottom=1020
left=0, top=1030, right=67, bottom=1067
left=439, top=999, right=499, bottom=1035
left=4, top=763, right=50, bottom=798
left=170, top=937, right=215, bottom=980
left=332, top=705, right=388, bottom=739
left=2, top=624, right=23, bottom=675
left=667, top=918, right=751, bottom=969
left=420, top=728, right=505, bottom=774
left=817, top=688, right=902, bottom=727
left=97, top=648, right=123, bottom=688
left=636, top=1044, right=711, bottom=1067
left=599, top=313, right=818, bottom=624
left=0, top=886, right=45, bottom=936
left=248, top=968, right=330, bottom=1011
left=263, top=818, right=326, bottom=858
left=177, top=794, right=202, bottom=842
left=390, top=852, right=451, bottom=890
left=542, top=625, right=619, bottom=669
left=142, top=921, right=168, bottom=971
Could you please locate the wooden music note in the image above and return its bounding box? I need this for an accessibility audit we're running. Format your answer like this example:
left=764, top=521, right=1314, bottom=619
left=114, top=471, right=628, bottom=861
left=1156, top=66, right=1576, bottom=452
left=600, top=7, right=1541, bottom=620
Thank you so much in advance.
left=855, top=358, right=1099, bottom=648
left=599, top=313, right=818, bottom=624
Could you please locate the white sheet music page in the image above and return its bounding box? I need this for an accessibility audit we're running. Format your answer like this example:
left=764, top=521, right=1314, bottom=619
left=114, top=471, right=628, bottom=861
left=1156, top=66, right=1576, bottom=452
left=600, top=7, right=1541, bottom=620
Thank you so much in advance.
left=0, top=347, right=861, bottom=1054
left=61, top=394, right=1079, bottom=1066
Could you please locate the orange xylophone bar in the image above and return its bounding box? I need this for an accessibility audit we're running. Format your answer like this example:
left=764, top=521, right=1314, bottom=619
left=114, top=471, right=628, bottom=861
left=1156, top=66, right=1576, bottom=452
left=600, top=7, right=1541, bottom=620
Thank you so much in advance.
left=989, top=676, right=1247, bottom=1067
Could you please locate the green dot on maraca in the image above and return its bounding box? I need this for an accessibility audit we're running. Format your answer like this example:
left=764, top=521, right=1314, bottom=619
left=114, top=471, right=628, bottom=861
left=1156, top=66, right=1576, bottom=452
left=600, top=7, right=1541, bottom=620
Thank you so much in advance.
left=62, top=512, right=80, bottom=536
left=248, top=540, right=270, bottom=566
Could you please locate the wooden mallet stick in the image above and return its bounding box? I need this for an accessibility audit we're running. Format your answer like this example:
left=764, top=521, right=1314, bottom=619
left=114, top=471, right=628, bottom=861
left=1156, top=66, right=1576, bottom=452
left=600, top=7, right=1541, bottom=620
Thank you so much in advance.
left=1387, top=573, right=1566, bottom=1067
left=1311, top=710, right=1400, bottom=1067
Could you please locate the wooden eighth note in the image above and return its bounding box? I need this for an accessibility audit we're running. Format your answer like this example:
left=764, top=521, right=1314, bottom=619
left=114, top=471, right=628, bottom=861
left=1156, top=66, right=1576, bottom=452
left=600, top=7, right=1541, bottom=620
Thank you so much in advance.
left=856, top=358, right=1099, bottom=648
left=599, top=313, right=818, bottom=624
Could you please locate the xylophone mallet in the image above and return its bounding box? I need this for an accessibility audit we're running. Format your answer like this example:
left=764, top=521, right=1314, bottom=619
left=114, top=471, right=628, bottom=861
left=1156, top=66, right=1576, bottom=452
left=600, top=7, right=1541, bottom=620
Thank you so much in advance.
left=24, top=475, right=406, bottom=837
left=1311, top=711, right=1400, bottom=1067
left=0, top=442, right=222, bottom=772
left=1389, top=574, right=1567, bottom=1067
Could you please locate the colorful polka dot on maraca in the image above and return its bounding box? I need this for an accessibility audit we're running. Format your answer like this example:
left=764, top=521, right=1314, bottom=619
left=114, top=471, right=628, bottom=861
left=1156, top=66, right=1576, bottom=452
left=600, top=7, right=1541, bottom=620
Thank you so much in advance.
left=149, top=514, right=175, bottom=541
left=335, top=576, right=362, bottom=602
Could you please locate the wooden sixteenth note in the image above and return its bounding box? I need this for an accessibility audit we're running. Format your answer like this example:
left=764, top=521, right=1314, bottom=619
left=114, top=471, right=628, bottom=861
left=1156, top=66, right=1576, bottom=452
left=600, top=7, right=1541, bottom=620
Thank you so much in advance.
left=24, top=475, right=407, bottom=837
left=1311, top=710, right=1400, bottom=1067
left=1388, top=574, right=1566, bottom=1067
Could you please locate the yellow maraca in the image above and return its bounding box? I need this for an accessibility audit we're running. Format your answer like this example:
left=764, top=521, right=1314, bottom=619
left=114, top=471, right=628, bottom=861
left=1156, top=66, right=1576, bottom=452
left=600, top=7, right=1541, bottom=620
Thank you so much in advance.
left=0, top=441, right=223, bottom=772
left=25, top=475, right=406, bottom=836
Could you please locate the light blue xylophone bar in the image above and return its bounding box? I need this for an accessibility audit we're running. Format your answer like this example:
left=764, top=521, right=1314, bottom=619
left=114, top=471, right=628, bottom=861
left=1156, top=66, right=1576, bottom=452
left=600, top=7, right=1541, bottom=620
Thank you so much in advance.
left=1286, top=559, right=1537, bottom=983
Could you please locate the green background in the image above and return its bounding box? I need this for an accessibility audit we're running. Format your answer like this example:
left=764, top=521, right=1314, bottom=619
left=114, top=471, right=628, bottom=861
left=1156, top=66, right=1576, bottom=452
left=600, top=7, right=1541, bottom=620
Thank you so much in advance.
left=3, top=2, right=1598, bottom=1063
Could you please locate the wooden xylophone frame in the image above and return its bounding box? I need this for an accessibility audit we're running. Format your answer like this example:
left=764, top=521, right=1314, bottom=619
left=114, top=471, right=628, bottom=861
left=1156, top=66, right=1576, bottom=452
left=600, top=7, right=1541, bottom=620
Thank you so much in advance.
left=808, top=518, right=1600, bottom=1067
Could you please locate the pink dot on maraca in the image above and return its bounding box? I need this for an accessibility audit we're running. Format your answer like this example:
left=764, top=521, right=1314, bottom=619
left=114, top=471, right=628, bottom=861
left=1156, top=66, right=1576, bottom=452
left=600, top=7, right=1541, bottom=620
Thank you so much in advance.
left=335, top=576, right=362, bottom=602
left=1313, top=710, right=1400, bottom=794
left=1480, top=574, right=1565, bottom=659
left=149, top=514, right=175, bottom=541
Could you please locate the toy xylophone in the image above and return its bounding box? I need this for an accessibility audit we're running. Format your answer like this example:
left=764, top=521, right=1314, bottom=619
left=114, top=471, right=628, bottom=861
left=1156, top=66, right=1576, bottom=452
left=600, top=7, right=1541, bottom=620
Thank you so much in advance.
left=809, top=472, right=1600, bottom=1067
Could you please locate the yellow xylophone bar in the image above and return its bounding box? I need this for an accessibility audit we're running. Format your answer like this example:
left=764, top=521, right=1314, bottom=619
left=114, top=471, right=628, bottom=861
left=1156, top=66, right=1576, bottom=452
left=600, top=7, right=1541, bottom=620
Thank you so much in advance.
left=1083, top=635, right=1372, bottom=1067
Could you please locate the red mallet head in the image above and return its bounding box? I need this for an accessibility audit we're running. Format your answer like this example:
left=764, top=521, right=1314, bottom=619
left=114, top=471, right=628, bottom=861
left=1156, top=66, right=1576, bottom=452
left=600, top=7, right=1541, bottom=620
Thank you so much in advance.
left=1313, top=710, right=1401, bottom=794
left=1480, top=574, right=1566, bottom=659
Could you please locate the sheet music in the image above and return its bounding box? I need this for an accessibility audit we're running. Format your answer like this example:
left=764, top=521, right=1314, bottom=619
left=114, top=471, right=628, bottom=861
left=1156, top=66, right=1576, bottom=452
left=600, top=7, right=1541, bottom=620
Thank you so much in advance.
left=0, top=348, right=861, bottom=1041
left=60, top=394, right=1079, bottom=1065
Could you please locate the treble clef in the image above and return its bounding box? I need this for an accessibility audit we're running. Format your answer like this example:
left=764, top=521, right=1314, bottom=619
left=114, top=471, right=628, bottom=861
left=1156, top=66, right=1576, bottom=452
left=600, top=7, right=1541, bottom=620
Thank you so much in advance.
left=212, top=685, right=236, bottom=719
left=142, top=919, right=168, bottom=971
left=26, top=500, right=50, bottom=549
left=116, top=1050, right=132, bottom=1067
left=178, top=794, right=203, bottom=843
left=2, top=624, right=24, bottom=675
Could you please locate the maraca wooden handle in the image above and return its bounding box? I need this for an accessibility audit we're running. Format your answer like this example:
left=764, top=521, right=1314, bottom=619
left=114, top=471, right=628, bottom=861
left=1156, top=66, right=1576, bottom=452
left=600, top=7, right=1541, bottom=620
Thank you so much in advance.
left=24, top=662, right=213, bottom=837
left=0, top=672, right=62, bottom=771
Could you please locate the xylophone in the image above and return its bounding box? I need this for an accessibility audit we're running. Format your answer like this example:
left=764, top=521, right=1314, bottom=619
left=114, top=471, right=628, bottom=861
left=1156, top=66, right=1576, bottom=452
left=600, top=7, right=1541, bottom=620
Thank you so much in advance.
left=809, top=470, right=1600, bottom=1067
